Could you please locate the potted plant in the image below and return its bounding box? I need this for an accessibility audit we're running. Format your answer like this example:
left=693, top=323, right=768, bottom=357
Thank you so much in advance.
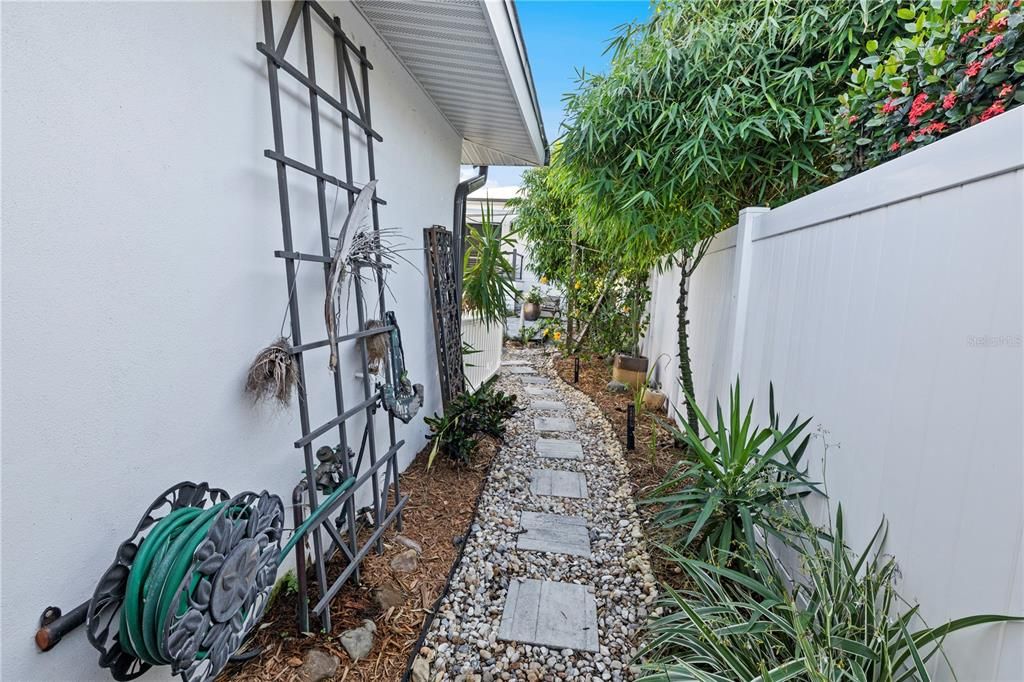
left=522, top=286, right=542, bottom=321
left=611, top=278, right=651, bottom=388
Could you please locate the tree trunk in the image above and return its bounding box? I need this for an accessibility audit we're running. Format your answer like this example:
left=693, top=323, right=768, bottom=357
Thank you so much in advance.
left=571, top=267, right=618, bottom=354
left=566, top=237, right=576, bottom=348
left=676, top=256, right=699, bottom=434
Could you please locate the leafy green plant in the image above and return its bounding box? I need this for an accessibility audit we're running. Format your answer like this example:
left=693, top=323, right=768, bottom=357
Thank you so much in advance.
left=524, top=286, right=542, bottom=306
left=424, top=384, right=519, bottom=467
left=647, top=381, right=820, bottom=560
left=834, top=0, right=1024, bottom=176
left=638, top=505, right=1022, bottom=681
left=533, top=316, right=564, bottom=345
left=462, top=200, right=518, bottom=329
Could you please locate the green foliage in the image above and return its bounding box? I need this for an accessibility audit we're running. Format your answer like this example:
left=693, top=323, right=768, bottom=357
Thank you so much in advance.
left=533, top=316, right=564, bottom=345
left=424, top=384, right=519, bottom=467
left=462, top=201, right=518, bottom=329
left=638, top=506, right=1023, bottom=681
left=524, top=285, right=543, bottom=305
left=510, top=162, right=651, bottom=357
left=558, top=0, right=905, bottom=259
left=834, top=0, right=1024, bottom=176
left=647, top=382, right=820, bottom=561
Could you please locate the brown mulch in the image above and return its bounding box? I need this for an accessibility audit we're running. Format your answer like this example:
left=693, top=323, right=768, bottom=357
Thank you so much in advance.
left=552, top=354, right=693, bottom=589
left=222, top=439, right=498, bottom=682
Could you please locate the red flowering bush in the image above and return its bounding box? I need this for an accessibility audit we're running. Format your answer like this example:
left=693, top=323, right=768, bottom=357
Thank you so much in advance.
left=832, top=0, right=1024, bottom=177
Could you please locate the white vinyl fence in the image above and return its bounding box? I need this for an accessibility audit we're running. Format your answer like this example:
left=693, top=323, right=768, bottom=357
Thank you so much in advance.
left=642, top=108, right=1023, bottom=681
left=462, top=314, right=504, bottom=390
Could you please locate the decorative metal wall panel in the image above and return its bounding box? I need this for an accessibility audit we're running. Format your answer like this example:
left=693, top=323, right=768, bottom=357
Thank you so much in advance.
left=424, top=226, right=465, bottom=407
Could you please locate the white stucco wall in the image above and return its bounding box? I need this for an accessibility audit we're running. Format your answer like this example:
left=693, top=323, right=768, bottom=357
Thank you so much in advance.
left=1, top=2, right=461, bottom=680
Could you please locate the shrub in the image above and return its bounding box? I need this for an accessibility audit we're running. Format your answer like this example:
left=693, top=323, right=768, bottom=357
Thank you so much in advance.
left=647, top=382, right=820, bottom=562
left=833, top=0, right=1024, bottom=176
left=462, top=201, right=518, bottom=329
left=424, top=385, right=519, bottom=467
left=638, top=505, right=1022, bottom=681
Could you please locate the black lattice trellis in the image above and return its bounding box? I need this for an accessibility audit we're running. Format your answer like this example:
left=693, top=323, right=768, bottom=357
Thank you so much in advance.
left=259, top=0, right=406, bottom=632
left=425, top=226, right=465, bottom=408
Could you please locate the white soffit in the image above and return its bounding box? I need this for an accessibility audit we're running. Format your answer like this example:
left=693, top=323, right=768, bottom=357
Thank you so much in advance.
left=354, top=0, right=548, bottom=167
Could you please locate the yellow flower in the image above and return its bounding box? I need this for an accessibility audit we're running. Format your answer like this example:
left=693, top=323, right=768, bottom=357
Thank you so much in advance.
left=540, top=276, right=549, bottom=285
left=553, top=331, right=562, bottom=341
left=574, top=280, right=581, bottom=290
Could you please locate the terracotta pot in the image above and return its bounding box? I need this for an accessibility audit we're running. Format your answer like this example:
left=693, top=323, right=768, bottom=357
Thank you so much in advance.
left=523, top=302, right=541, bottom=321
left=643, top=389, right=667, bottom=412
left=612, top=353, right=648, bottom=389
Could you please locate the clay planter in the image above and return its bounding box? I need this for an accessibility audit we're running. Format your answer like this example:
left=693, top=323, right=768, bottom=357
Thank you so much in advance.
left=612, top=353, right=648, bottom=389
left=523, top=302, right=541, bottom=321
left=643, top=389, right=667, bottom=412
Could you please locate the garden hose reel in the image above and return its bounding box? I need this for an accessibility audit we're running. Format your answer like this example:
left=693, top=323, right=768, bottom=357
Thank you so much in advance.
left=37, top=479, right=353, bottom=682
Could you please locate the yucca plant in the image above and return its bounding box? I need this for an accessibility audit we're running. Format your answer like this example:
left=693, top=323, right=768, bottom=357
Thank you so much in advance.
left=462, top=200, right=518, bottom=330
left=647, top=381, right=821, bottom=561
left=638, top=505, right=1022, bottom=681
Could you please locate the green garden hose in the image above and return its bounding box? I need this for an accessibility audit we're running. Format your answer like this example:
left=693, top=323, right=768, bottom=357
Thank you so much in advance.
left=111, top=478, right=354, bottom=672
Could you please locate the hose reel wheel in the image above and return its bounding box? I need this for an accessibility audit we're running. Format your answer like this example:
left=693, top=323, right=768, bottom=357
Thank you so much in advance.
left=84, top=482, right=284, bottom=682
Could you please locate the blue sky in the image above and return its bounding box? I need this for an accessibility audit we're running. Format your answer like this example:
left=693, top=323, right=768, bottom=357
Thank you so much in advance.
left=482, top=0, right=651, bottom=187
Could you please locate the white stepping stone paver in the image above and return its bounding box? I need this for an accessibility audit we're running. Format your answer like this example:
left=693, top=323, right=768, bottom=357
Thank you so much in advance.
left=536, top=437, right=584, bottom=460
left=505, top=366, right=537, bottom=375
left=517, top=511, right=591, bottom=557
left=530, top=400, right=567, bottom=411
left=534, top=416, right=576, bottom=433
left=525, top=386, right=556, bottom=397
left=498, top=579, right=599, bottom=652
left=502, top=360, right=529, bottom=366
left=530, top=468, right=588, bottom=498
left=520, top=376, right=550, bottom=385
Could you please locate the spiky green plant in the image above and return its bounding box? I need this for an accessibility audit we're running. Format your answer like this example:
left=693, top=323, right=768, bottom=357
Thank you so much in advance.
left=647, top=382, right=820, bottom=560
left=638, top=505, right=1022, bottom=681
left=462, top=200, right=518, bottom=330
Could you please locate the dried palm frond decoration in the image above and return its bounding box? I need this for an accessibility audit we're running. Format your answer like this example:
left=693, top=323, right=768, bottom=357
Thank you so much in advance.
left=244, top=337, right=298, bottom=405
left=363, top=319, right=388, bottom=374
left=326, top=180, right=377, bottom=371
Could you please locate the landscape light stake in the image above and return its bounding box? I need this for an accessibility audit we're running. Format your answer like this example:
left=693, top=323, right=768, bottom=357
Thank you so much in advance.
left=626, top=404, right=636, bottom=450
left=573, top=356, right=580, bottom=383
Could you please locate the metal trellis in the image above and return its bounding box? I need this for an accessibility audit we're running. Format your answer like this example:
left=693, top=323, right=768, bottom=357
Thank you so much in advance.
left=259, top=0, right=407, bottom=632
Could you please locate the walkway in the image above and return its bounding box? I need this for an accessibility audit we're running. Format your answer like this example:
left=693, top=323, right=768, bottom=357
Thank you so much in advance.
left=417, top=348, right=657, bottom=681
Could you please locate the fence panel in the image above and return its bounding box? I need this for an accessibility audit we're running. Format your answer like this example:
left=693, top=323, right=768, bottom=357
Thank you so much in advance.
left=461, top=315, right=503, bottom=390
left=641, top=109, right=1023, bottom=680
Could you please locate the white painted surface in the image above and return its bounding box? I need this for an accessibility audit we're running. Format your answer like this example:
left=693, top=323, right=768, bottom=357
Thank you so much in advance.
left=1, top=2, right=463, bottom=680
left=462, top=314, right=503, bottom=390
left=642, top=108, right=1024, bottom=680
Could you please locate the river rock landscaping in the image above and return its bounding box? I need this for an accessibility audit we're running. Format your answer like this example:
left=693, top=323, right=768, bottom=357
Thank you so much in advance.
left=413, top=347, right=658, bottom=681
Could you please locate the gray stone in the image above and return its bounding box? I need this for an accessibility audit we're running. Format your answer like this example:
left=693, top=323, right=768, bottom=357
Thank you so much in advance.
left=502, top=360, right=529, bottom=366
left=530, top=400, right=567, bottom=411
left=498, top=579, right=599, bottom=652
left=390, top=548, right=419, bottom=573
left=296, top=648, right=340, bottom=682
left=606, top=380, right=629, bottom=394
left=339, top=619, right=377, bottom=661
left=504, top=366, right=537, bottom=375
left=520, top=376, right=550, bottom=385
left=411, top=656, right=431, bottom=682
left=517, top=511, right=591, bottom=557
left=530, top=468, right=588, bottom=499
left=525, top=386, right=556, bottom=397
left=535, top=438, right=583, bottom=460
left=534, top=416, right=576, bottom=433
left=374, top=583, right=406, bottom=610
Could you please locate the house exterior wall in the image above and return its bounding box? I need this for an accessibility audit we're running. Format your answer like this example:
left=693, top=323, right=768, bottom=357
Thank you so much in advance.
left=1, top=2, right=460, bottom=680
left=641, top=108, right=1023, bottom=681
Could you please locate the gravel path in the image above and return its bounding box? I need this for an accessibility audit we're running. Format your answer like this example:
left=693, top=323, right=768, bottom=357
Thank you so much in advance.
left=416, top=348, right=657, bottom=682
